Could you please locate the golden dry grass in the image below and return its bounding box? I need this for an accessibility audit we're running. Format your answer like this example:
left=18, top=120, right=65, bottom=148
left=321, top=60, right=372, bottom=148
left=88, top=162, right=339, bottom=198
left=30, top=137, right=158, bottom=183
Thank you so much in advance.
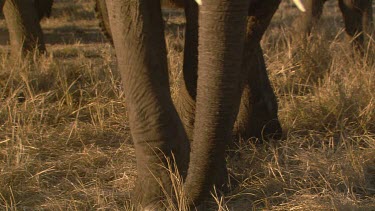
left=0, top=1, right=374, bottom=210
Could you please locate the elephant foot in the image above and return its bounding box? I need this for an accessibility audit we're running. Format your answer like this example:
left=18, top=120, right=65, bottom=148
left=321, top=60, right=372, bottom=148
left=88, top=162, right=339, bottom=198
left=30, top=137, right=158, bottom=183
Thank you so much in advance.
left=132, top=174, right=175, bottom=210
left=132, top=175, right=166, bottom=210
left=234, top=117, right=282, bottom=142
left=183, top=158, right=230, bottom=209
left=139, top=171, right=229, bottom=211
left=234, top=96, right=282, bottom=142
left=246, top=117, right=282, bottom=141
left=247, top=98, right=282, bottom=140
left=132, top=134, right=190, bottom=210
left=136, top=168, right=228, bottom=211
left=142, top=200, right=167, bottom=211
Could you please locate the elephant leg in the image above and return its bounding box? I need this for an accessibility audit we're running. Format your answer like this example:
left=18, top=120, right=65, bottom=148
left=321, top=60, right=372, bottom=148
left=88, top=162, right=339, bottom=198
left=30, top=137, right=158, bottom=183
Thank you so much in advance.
left=234, top=0, right=282, bottom=141
left=361, top=0, right=373, bottom=35
left=34, top=0, right=54, bottom=20
left=184, top=0, right=250, bottom=205
left=338, top=0, right=371, bottom=53
left=175, top=0, right=199, bottom=141
left=3, top=0, right=46, bottom=56
left=235, top=44, right=281, bottom=140
left=294, top=0, right=326, bottom=38
left=107, top=0, right=189, bottom=208
left=95, top=0, right=112, bottom=43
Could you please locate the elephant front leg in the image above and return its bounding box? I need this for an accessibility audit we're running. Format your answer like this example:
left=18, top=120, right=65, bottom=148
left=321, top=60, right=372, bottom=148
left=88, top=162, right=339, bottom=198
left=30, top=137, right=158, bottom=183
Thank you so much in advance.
left=233, top=0, right=282, bottom=141
left=234, top=43, right=281, bottom=140
left=3, top=0, right=46, bottom=57
left=107, top=1, right=189, bottom=209
left=34, top=0, right=54, bottom=20
left=338, top=0, right=371, bottom=54
left=362, top=0, right=373, bottom=36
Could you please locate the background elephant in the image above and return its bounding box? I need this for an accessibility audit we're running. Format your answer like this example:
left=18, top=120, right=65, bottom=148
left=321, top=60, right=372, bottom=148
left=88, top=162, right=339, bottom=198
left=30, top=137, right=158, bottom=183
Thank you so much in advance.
left=294, top=0, right=373, bottom=53
left=34, top=0, right=54, bottom=21
left=106, top=0, right=285, bottom=208
left=1, top=0, right=53, bottom=56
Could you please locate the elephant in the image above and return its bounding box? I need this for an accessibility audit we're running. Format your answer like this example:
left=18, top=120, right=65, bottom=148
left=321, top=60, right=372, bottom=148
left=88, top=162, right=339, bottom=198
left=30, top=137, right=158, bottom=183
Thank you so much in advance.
left=95, top=0, right=282, bottom=141
left=0, top=0, right=53, bottom=56
left=0, top=0, right=305, bottom=208
left=294, top=0, right=373, bottom=53
left=94, top=0, right=186, bottom=44
left=106, top=0, right=304, bottom=209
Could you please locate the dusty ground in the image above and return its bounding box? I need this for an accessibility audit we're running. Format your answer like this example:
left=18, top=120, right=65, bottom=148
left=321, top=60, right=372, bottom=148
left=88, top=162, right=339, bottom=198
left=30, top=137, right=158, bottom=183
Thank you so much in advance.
left=0, top=1, right=374, bottom=210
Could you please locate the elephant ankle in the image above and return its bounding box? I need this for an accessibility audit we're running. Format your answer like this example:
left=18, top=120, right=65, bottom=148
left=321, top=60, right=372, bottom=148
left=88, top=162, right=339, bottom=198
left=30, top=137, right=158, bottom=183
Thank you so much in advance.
left=132, top=174, right=174, bottom=210
left=184, top=161, right=229, bottom=207
left=132, top=143, right=189, bottom=209
left=234, top=101, right=282, bottom=141
left=132, top=180, right=164, bottom=210
left=256, top=118, right=283, bottom=140
left=234, top=116, right=282, bottom=141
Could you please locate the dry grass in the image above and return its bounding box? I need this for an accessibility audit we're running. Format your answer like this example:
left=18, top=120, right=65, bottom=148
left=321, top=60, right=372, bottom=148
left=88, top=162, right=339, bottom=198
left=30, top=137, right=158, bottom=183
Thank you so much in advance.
left=0, top=1, right=374, bottom=210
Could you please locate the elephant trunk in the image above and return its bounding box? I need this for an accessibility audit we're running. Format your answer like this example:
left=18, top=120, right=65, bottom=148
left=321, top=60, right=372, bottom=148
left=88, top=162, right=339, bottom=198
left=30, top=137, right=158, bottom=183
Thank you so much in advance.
left=184, top=0, right=249, bottom=205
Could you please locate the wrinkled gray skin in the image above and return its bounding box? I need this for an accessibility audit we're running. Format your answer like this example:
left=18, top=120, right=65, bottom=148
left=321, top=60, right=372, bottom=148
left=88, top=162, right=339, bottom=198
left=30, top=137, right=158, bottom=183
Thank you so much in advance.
left=0, top=0, right=53, bottom=56
left=107, top=0, right=282, bottom=209
left=295, top=0, right=373, bottom=53
left=95, top=0, right=281, bottom=141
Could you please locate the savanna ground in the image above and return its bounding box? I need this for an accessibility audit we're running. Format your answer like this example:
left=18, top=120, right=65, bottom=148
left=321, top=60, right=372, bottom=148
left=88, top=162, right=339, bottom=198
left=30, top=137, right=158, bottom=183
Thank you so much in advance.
left=0, top=1, right=374, bottom=210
